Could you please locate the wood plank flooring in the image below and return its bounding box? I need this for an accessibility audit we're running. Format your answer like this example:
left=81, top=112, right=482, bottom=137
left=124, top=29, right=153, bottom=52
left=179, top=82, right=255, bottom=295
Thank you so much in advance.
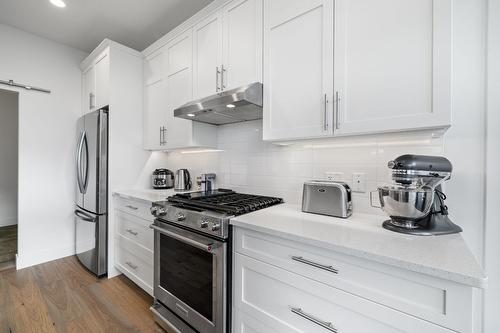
left=0, top=225, right=17, bottom=264
left=0, top=256, right=164, bottom=333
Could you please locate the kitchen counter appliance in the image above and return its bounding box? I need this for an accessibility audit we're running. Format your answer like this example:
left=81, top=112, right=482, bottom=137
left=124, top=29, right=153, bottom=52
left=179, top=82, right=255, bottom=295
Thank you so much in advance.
left=152, top=168, right=174, bottom=189
left=372, top=154, right=462, bottom=236
left=302, top=181, right=352, bottom=218
left=74, top=108, right=108, bottom=277
left=174, top=168, right=191, bottom=191
left=150, top=189, right=283, bottom=333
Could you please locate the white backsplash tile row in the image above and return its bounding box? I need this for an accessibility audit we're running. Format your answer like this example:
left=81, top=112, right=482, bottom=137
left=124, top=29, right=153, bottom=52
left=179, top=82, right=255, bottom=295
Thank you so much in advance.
left=164, top=120, right=444, bottom=214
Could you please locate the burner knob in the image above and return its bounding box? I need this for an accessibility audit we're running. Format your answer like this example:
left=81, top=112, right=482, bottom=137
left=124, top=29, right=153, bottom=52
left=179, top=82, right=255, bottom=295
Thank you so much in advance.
left=150, top=206, right=167, bottom=217
left=211, top=223, right=221, bottom=232
left=177, top=212, right=186, bottom=221
left=200, top=220, right=209, bottom=228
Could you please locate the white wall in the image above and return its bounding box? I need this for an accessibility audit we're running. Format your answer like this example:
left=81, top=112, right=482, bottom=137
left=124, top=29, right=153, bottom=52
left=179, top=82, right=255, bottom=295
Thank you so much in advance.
left=0, top=24, right=87, bottom=268
left=0, top=89, right=18, bottom=227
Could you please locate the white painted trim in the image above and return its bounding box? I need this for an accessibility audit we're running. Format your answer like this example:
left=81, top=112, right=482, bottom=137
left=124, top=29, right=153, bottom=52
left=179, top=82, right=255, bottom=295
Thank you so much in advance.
left=16, top=244, right=75, bottom=270
left=80, top=39, right=142, bottom=70
left=142, top=0, right=232, bottom=56
left=0, top=217, right=17, bottom=227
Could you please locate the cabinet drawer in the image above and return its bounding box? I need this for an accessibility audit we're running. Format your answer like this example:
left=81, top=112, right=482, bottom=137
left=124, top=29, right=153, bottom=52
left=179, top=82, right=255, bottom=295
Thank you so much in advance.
left=114, top=196, right=153, bottom=221
left=234, top=228, right=472, bottom=332
left=115, top=211, right=153, bottom=251
left=234, top=253, right=453, bottom=333
left=233, top=309, right=280, bottom=333
left=116, top=234, right=153, bottom=295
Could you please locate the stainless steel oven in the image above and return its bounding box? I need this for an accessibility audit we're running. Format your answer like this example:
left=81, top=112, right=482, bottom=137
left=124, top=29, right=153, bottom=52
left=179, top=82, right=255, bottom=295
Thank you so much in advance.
left=151, top=220, right=228, bottom=333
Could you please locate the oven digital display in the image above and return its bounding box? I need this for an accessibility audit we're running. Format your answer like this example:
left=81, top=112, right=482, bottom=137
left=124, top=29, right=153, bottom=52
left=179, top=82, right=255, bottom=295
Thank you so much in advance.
left=159, top=233, right=214, bottom=320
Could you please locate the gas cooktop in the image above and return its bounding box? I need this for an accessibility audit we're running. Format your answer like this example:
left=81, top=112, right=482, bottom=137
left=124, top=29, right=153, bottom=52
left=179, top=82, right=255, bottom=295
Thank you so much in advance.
left=151, top=189, right=283, bottom=239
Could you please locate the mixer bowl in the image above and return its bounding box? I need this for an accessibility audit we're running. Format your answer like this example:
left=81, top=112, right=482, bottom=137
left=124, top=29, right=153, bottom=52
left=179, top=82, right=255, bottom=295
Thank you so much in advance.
left=377, top=185, right=435, bottom=221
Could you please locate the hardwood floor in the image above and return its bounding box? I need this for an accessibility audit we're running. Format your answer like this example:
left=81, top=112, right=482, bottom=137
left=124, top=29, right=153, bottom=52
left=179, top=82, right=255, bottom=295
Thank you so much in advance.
left=0, top=225, right=17, bottom=264
left=0, top=256, right=164, bottom=333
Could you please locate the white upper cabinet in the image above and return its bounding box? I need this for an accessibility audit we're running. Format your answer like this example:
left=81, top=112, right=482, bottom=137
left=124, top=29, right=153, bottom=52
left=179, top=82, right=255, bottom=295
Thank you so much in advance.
left=82, top=49, right=110, bottom=114
left=222, top=0, right=263, bottom=90
left=333, top=0, right=452, bottom=135
left=263, top=0, right=334, bottom=140
left=143, top=48, right=168, bottom=150
left=193, top=12, right=223, bottom=98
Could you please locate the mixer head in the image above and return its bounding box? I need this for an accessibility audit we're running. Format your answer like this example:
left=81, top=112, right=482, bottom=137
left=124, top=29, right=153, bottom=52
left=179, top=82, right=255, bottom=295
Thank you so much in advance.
left=387, top=154, right=452, bottom=187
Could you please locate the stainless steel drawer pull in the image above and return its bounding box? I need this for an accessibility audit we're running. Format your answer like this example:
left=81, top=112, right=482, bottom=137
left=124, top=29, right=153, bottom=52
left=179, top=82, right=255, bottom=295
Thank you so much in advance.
left=125, top=261, right=138, bottom=270
left=291, top=256, right=339, bottom=274
left=126, top=229, right=138, bottom=236
left=290, top=307, right=338, bottom=333
left=125, top=205, right=139, bottom=210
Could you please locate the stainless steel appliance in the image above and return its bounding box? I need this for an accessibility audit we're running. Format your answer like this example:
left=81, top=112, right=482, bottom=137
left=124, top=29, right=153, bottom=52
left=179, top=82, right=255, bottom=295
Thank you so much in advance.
left=75, top=108, right=108, bottom=276
left=152, top=169, right=174, bottom=189
left=371, top=154, right=462, bottom=235
left=302, top=181, right=352, bottom=218
left=150, top=189, right=283, bottom=333
left=174, top=82, right=263, bottom=125
left=174, top=169, right=191, bottom=191
left=200, top=173, right=216, bottom=192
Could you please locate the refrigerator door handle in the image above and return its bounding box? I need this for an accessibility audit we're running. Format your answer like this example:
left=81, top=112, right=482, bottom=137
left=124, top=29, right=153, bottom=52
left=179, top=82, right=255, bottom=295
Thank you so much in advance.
left=74, top=209, right=97, bottom=223
left=82, top=132, right=89, bottom=193
left=76, top=132, right=85, bottom=194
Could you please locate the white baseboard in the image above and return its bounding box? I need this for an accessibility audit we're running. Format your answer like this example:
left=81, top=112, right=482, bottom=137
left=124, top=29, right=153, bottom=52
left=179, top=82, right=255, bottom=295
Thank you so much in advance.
left=16, top=244, right=75, bottom=270
left=0, top=216, right=17, bottom=227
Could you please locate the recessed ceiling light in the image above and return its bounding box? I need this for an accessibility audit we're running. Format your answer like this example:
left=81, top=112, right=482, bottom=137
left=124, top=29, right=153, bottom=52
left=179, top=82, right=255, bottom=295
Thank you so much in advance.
left=226, top=104, right=236, bottom=108
left=50, top=0, right=66, bottom=8
left=186, top=113, right=195, bottom=117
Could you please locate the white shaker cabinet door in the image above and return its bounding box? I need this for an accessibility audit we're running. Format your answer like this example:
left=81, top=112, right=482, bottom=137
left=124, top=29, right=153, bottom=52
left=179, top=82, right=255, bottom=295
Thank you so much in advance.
left=143, top=49, right=168, bottom=150
left=82, top=65, right=95, bottom=114
left=164, top=31, right=196, bottom=149
left=333, top=0, right=452, bottom=135
left=222, top=0, right=263, bottom=91
left=263, top=0, right=334, bottom=141
left=94, top=50, right=110, bottom=110
left=193, top=12, right=223, bottom=99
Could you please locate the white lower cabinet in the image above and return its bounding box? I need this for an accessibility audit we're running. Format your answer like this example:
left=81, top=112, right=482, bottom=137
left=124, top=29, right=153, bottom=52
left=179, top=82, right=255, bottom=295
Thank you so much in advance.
left=113, top=196, right=154, bottom=296
left=232, top=228, right=474, bottom=333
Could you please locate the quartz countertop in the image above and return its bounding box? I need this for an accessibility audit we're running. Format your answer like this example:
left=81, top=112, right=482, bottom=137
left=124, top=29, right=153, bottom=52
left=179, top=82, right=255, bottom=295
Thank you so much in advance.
left=230, top=203, right=487, bottom=288
left=112, top=188, right=187, bottom=203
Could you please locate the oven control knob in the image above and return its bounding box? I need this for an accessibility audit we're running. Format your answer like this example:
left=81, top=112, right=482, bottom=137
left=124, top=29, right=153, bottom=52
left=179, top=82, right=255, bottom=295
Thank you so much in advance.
left=200, top=221, right=209, bottom=228
left=177, top=212, right=186, bottom=221
left=211, top=223, right=221, bottom=232
left=150, top=206, right=167, bottom=217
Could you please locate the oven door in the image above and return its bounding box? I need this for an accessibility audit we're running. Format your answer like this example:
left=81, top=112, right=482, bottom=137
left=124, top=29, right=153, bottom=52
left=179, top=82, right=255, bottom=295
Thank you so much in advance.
left=151, top=221, right=227, bottom=333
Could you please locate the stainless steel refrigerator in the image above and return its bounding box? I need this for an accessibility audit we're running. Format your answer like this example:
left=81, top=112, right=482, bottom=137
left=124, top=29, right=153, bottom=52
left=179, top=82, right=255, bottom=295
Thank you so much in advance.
left=75, top=108, right=108, bottom=276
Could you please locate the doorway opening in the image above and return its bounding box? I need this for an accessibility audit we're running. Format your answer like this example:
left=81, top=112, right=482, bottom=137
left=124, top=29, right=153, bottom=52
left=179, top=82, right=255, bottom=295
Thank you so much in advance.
left=0, top=88, right=18, bottom=271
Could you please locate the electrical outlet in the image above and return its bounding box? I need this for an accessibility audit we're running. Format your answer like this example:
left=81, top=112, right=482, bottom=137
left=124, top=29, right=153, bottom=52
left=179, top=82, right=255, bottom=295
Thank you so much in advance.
left=352, top=173, right=366, bottom=192
left=325, top=172, right=344, bottom=181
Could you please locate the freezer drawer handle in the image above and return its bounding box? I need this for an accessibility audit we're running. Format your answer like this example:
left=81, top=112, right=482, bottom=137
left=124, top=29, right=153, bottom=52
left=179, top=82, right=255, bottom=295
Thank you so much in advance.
left=125, top=205, right=139, bottom=210
left=290, top=307, right=338, bottom=333
left=291, top=256, right=339, bottom=274
left=74, top=210, right=97, bottom=223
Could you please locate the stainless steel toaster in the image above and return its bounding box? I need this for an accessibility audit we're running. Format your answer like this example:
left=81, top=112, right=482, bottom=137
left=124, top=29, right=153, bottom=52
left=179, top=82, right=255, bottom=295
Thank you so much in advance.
left=302, top=181, right=353, bottom=218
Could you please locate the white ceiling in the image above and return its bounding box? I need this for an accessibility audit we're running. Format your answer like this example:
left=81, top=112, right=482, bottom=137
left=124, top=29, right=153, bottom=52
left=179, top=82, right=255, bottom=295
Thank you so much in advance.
left=0, top=0, right=214, bottom=53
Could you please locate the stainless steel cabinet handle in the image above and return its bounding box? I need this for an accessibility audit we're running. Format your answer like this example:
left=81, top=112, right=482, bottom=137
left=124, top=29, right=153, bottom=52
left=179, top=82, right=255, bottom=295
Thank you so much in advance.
left=324, top=93, right=328, bottom=131
left=126, top=229, right=138, bottom=236
left=335, top=91, right=340, bottom=130
left=290, top=307, right=338, bottom=333
left=125, top=261, right=138, bottom=270
left=126, top=205, right=139, bottom=210
left=215, top=66, right=221, bottom=92
left=159, top=126, right=166, bottom=145
left=221, top=64, right=226, bottom=91
left=89, top=93, right=95, bottom=110
left=291, top=256, right=338, bottom=274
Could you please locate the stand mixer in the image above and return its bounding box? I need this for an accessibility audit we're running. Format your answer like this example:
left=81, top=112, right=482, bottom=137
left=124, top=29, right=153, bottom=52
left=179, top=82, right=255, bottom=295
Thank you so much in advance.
left=372, top=154, right=462, bottom=236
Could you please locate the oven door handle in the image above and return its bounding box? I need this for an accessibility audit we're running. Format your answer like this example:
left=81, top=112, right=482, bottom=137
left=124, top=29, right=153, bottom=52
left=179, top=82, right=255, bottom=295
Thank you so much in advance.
left=150, top=224, right=216, bottom=252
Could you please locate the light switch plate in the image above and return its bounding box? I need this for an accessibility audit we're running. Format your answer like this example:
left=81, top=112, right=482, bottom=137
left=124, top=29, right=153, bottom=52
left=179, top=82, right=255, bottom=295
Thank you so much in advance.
left=325, top=172, right=344, bottom=181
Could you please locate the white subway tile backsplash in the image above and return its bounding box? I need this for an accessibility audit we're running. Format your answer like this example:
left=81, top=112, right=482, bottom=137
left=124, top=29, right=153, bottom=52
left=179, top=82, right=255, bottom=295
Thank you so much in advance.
left=163, top=120, right=444, bottom=214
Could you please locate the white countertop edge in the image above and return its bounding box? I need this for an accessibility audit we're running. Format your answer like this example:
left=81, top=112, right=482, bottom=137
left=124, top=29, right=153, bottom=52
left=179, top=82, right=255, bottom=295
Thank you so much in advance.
left=112, top=188, right=179, bottom=203
left=230, top=213, right=487, bottom=289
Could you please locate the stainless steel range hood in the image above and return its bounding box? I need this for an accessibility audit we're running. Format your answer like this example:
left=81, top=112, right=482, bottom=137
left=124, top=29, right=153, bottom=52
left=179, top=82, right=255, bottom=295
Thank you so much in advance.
left=174, top=82, right=263, bottom=125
